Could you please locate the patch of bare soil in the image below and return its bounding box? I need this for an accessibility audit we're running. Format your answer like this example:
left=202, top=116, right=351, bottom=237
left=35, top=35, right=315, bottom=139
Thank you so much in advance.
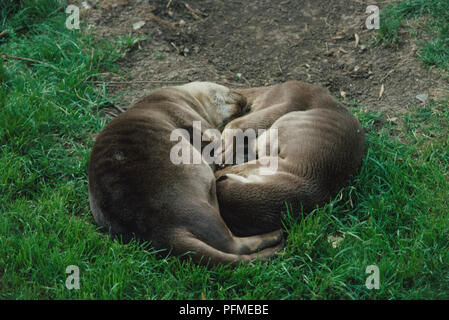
left=77, top=0, right=447, bottom=114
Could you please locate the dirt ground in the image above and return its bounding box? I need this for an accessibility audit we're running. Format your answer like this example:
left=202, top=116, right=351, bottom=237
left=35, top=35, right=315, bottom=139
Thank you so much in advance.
left=76, top=0, right=448, bottom=115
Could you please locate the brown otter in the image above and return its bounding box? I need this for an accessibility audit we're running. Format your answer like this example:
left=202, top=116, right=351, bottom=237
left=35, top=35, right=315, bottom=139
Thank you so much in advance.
left=88, top=82, right=283, bottom=266
left=216, top=81, right=365, bottom=237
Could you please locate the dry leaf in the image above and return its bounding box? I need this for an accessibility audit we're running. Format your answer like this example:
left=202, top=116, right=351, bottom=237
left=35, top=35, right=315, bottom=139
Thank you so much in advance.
left=133, top=21, right=146, bottom=30
left=327, top=235, right=345, bottom=248
left=354, top=33, right=360, bottom=48
left=201, top=292, right=206, bottom=300
left=387, top=116, right=399, bottom=124
left=81, top=1, right=91, bottom=9
left=378, top=84, right=385, bottom=100
left=416, top=93, right=428, bottom=103
left=330, top=35, right=345, bottom=40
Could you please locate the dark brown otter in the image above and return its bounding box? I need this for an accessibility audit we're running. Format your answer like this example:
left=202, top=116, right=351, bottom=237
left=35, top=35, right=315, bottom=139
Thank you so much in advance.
left=88, top=82, right=283, bottom=266
left=216, top=81, right=366, bottom=237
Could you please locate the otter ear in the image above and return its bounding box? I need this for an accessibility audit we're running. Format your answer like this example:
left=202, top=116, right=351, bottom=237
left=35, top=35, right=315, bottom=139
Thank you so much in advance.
left=230, top=90, right=248, bottom=113
left=216, top=175, right=228, bottom=182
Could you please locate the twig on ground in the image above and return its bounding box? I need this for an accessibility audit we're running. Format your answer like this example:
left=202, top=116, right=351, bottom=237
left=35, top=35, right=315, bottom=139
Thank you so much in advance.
left=330, top=35, right=345, bottom=40
left=184, top=3, right=205, bottom=20
left=378, top=84, right=385, bottom=100
left=111, top=104, right=126, bottom=113
left=0, top=29, right=9, bottom=39
left=1, top=52, right=59, bottom=71
left=148, top=13, right=175, bottom=30
left=25, top=94, right=69, bottom=115
left=104, top=110, right=118, bottom=118
left=380, top=69, right=395, bottom=82
left=75, top=88, right=96, bottom=106
left=170, top=41, right=180, bottom=53
left=277, top=60, right=283, bottom=74
left=75, top=87, right=125, bottom=113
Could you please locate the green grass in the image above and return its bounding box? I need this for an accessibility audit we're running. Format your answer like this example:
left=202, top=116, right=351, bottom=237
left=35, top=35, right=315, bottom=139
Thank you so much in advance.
left=378, top=0, right=449, bottom=71
left=1, top=1, right=448, bottom=299
left=154, top=50, right=165, bottom=60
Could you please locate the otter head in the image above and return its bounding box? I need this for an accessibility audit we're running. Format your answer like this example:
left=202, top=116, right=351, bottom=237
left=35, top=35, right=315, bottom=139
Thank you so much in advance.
left=176, top=82, right=247, bottom=128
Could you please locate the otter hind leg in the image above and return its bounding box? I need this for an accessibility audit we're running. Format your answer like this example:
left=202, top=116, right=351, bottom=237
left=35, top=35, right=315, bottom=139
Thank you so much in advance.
left=232, top=229, right=283, bottom=255
left=170, top=229, right=283, bottom=267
